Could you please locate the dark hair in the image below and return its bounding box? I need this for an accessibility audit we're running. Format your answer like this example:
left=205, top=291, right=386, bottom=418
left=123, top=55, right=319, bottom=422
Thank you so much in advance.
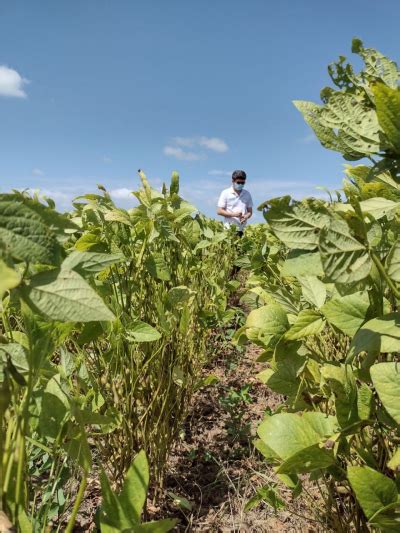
left=232, top=170, right=247, bottom=181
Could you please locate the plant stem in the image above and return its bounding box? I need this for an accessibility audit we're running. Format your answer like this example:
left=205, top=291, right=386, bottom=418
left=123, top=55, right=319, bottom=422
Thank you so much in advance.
left=64, top=473, right=87, bottom=533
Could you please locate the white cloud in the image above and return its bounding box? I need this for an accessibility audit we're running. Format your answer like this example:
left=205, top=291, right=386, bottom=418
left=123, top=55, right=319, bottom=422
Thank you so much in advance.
left=172, top=137, right=196, bottom=148
left=165, top=136, right=229, bottom=160
left=163, top=145, right=202, bottom=161
left=32, top=168, right=44, bottom=176
left=103, top=156, right=112, bottom=163
left=198, top=136, right=228, bottom=153
left=109, top=187, right=133, bottom=200
left=0, top=65, right=28, bottom=98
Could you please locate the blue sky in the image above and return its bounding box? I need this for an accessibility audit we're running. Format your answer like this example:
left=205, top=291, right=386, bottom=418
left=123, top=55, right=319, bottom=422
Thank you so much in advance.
left=1, top=0, right=400, bottom=222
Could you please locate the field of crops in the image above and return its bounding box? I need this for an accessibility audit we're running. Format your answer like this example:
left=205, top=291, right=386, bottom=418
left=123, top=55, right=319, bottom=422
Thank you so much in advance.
left=1, top=40, right=400, bottom=532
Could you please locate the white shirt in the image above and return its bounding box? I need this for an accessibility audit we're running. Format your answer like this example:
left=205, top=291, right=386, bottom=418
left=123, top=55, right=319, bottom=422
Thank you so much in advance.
left=217, top=187, right=253, bottom=229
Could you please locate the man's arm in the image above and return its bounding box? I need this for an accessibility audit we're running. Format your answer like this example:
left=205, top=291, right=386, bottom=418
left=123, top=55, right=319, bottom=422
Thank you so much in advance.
left=217, top=207, right=243, bottom=218
left=240, top=207, right=252, bottom=222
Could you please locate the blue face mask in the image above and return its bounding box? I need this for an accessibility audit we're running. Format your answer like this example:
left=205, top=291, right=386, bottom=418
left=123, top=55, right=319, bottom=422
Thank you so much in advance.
left=233, top=182, right=244, bottom=191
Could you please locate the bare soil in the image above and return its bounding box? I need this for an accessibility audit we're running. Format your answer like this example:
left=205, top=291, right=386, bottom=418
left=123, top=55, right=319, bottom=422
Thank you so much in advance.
left=152, top=338, right=323, bottom=532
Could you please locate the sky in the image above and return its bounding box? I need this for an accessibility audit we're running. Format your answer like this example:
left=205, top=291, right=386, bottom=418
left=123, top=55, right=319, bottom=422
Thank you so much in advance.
left=1, top=0, right=400, bottom=223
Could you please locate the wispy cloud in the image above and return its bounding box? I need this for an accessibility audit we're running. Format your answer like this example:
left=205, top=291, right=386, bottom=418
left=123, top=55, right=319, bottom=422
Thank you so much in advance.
left=198, top=137, right=228, bottom=153
left=163, top=146, right=202, bottom=161
left=103, top=156, right=112, bottom=163
left=0, top=65, right=29, bottom=98
left=208, top=169, right=232, bottom=177
left=109, top=187, right=133, bottom=200
left=32, top=168, right=44, bottom=177
left=164, top=135, right=229, bottom=161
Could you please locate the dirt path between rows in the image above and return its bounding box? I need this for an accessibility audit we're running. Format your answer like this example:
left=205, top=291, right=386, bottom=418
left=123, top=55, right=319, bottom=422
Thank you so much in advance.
left=156, top=337, right=322, bottom=532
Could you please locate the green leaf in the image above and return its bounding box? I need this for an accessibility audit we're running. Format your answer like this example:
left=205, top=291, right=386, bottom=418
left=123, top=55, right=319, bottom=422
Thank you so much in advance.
left=281, top=250, right=324, bottom=278
left=38, top=375, right=70, bottom=439
left=321, top=364, right=358, bottom=427
left=319, top=219, right=371, bottom=284
left=349, top=313, right=400, bottom=360
left=62, top=251, right=123, bottom=275
left=257, top=412, right=337, bottom=462
left=321, top=291, right=370, bottom=336
left=285, top=309, right=324, bottom=340
left=298, top=276, right=326, bottom=308
left=359, top=197, right=399, bottom=220
left=277, top=444, right=334, bottom=474
left=0, top=343, right=29, bottom=378
left=128, top=519, right=177, bottom=532
left=0, top=260, right=21, bottom=298
left=167, top=492, right=192, bottom=511
left=372, top=83, right=400, bottom=152
left=119, top=450, right=150, bottom=524
left=244, top=304, right=288, bottom=349
left=386, top=240, right=400, bottom=282
left=0, top=201, right=60, bottom=264
left=166, top=286, right=194, bottom=309
left=125, top=321, right=161, bottom=343
left=265, top=202, right=329, bottom=250
left=347, top=466, right=397, bottom=520
left=100, top=469, right=125, bottom=529
left=387, top=448, right=400, bottom=471
left=22, top=269, right=115, bottom=322
left=370, top=363, right=400, bottom=424
left=144, top=253, right=171, bottom=281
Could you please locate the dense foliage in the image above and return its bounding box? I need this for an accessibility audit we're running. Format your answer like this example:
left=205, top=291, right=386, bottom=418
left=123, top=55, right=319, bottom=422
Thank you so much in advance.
left=0, top=172, right=234, bottom=530
left=237, top=40, right=400, bottom=531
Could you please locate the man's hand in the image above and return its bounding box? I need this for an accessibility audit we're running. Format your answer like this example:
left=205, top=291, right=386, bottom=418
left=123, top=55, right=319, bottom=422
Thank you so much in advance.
left=240, top=213, right=251, bottom=223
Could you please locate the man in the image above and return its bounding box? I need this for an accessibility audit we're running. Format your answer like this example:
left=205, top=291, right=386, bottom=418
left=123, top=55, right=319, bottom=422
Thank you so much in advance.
left=217, top=170, right=253, bottom=236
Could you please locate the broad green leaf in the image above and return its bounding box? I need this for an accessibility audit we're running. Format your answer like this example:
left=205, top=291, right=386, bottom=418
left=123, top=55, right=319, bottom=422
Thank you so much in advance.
left=387, top=448, right=400, bottom=471
left=321, top=291, right=370, bottom=336
left=38, top=375, right=70, bottom=439
left=62, top=251, right=123, bottom=274
left=74, top=232, right=105, bottom=252
left=257, top=412, right=337, bottom=461
left=277, top=444, right=334, bottom=474
left=321, top=364, right=358, bottom=427
left=285, top=309, right=324, bottom=340
left=370, top=362, right=400, bottom=424
left=166, top=286, right=194, bottom=309
left=0, top=260, right=21, bottom=298
left=144, top=253, right=171, bottom=281
left=386, top=240, right=400, bottom=282
left=319, top=92, right=381, bottom=157
left=245, top=304, right=288, bottom=349
left=265, top=202, right=329, bottom=250
left=0, top=343, right=29, bottom=378
left=298, top=276, right=326, bottom=308
left=359, top=197, right=399, bottom=220
left=349, top=313, right=400, bottom=359
left=22, top=269, right=115, bottom=322
left=129, top=519, right=177, bottom=532
left=281, top=250, right=324, bottom=278
left=347, top=466, right=397, bottom=520
left=104, top=209, right=133, bottom=225
left=119, top=450, right=149, bottom=524
left=100, top=469, right=125, bottom=529
left=0, top=201, right=60, bottom=264
left=293, top=100, right=345, bottom=153
left=125, top=321, right=161, bottom=343
left=319, top=219, right=371, bottom=284
left=372, top=83, right=400, bottom=152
